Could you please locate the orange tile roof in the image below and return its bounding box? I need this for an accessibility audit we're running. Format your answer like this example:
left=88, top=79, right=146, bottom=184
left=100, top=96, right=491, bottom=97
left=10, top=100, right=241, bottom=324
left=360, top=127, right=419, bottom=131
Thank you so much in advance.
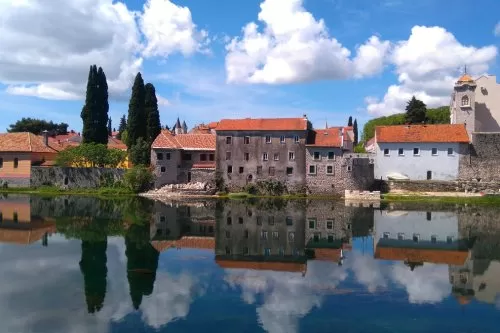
left=107, top=137, right=127, bottom=150
left=0, top=132, right=62, bottom=153
left=192, top=163, right=216, bottom=169
left=207, top=122, right=219, bottom=129
left=374, top=246, right=469, bottom=266
left=0, top=225, right=56, bottom=245
left=375, top=124, right=470, bottom=143
left=216, top=259, right=307, bottom=273
left=307, top=128, right=343, bottom=147
left=215, top=118, right=309, bottom=131
left=151, top=130, right=216, bottom=150
left=151, top=236, right=215, bottom=252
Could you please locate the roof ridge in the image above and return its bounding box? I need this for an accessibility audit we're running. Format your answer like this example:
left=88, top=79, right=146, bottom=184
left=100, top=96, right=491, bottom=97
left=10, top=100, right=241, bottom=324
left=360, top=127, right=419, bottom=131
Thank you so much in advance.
left=27, top=132, right=32, bottom=152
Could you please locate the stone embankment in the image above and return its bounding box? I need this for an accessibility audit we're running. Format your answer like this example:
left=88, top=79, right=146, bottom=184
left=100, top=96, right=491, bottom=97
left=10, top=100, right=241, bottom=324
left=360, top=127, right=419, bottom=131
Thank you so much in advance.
left=140, top=182, right=216, bottom=198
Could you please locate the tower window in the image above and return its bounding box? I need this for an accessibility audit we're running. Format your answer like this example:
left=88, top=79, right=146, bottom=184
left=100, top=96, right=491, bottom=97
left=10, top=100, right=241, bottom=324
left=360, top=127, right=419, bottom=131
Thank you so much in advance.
left=461, top=95, right=470, bottom=107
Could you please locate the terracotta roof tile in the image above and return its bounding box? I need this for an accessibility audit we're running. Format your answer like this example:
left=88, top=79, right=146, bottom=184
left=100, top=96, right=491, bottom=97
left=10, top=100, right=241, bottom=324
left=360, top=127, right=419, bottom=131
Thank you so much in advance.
left=307, top=128, right=343, bottom=147
left=151, top=236, right=215, bottom=252
left=207, top=121, right=219, bottom=129
left=216, top=259, right=307, bottom=273
left=107, top=137, right=127, bottom=150
left=375, top=246, right=469, bottom=266
left=0, top=132, right=62, bottom=153
left=375, top=124, right=470, bottom=143
left=215, top=118, right=309, bottom=131
left=152, top=130, right=216, bottom=150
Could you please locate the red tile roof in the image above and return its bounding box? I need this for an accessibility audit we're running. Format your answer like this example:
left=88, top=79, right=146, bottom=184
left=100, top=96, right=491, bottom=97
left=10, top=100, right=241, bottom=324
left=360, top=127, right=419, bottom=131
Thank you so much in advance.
left=107, top=137, right=127, bottom=150
left=375, top=124, right=470, bottom=143
left=152, top=130, right=216, bottom=150
left=0, top=224, right=56, bottom=245
left=215, top=118, right=309, bottom=131
left=0, top=132, right=62, bottom=153
left=216, top=259, right=307, bottom=273
left=375, top=247, right=469, bottom=266
left=307, top=128, right=343, bottom=147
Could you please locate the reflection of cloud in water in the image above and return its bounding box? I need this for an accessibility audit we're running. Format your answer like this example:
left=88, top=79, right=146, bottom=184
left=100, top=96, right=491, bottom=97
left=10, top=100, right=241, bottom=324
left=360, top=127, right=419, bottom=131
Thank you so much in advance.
left=348, top=251, right=387, bottom=292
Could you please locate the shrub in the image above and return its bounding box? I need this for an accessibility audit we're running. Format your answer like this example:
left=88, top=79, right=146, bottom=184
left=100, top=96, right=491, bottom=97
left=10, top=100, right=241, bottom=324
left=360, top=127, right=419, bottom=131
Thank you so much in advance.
left=56, top=143, right=127, bottom=168
left=129, top=138, right=150, bottom=166
left=124, top=166, right=154, bottom=193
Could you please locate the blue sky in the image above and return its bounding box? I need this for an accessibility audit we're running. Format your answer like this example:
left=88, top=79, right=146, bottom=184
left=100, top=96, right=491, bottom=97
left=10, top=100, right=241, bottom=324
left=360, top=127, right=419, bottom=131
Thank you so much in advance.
left=0, top=0, right=499, bottom=133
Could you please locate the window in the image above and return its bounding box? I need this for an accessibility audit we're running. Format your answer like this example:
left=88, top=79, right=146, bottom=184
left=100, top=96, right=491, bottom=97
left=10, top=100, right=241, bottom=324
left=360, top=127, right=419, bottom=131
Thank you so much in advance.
left=383, top=232, right=390, bottom=239
left=244, top=136, right=250, bottom=144
left=239, top=166, right=244, bottom=174
left=448, top=148, right=454, bottom=156
left=268, top=216, right=274, bottom=225
left=272, top=231, right=279, bottom=240
left=327, top=220, right=333, bottom=229
left=269, top=167, right=275, bottom=176
left=413, top=234, right=420, bottom=242
left=289, top=152, right=295, bottom=160
left=431, top=148, right=438, bottom=156
left=261, top=231, right=268, bottom=240
left=227, top=165, right=233, bottom=173
left=384, top=148, right=390, bottom=156
left=166, top=153, right=171, bottom=160
left=427, top=170, right=432, bottom=180
left=243, top=247, right=249, bottom=255
left=431, top=235, right=437, bottom=243
left=244, top=230, right=249, bottom=239
left=244, top=153, right=250, bottom=161
left=200, top=154, right=207, bottom=161
left=313, top=152, right=320, bottom=160
left=446, top=236, right=454, bottom=244
left=13, top=158, right=18, bottom=168
left=308, top=219, right=316, bottom=229
left=0, top=158, right=3, bottom=168
left=280, top=136, right=285, bottom=144
left=461, top=95, right=470, bottom=107
left=226, top=136, right=232, bottom=144
left=347, top=165, right=352, bottom=172
left=286, top=216, right=293, bottom=225
left=257, top=166, right=262, bottom=175
left=263, top=153, right=269, bottom=161
left=225, top=231, right=231, bottom=238
left=264, top=248, right=271, bottom=256
left=209, top=154, right=214, bottom=161
left=238, top=217, right=244, bottom=224
left=226, top=151, right=231, bottom=160
left=328, top=152, right=335, bottom=160
left=227, top=217, right=232, bottom=225
left=157, top=153, right=163, bottom=160
left=183, top=153, right=191, bottom=161
left=309, top=165, right=316, bottom=174
left=265, top=135, right=271, bottom=143
left=286, top=167, right=293, bottom=175
left=397, top=232, right=405, bottom=240
left=288, top=232, right=295, bottom=241
left=413, top=148, right=420, bottom=156
left=313, top=233, right=320, bottom=242
left=0, top=212, right=2, bottom=222
left=273, top=153, right=279, bottom=161
left=160, top=166, right=166, bottom=173
left=398, top=148, right=404, bottom=156
left=257, top=216, right=263, bottom=225
left=426, top=212, right=432, bottom=221
left=326, top=165, right=333, bottom=174
left=294, top=135, right=300, bottom=143
left=328, top=235, right=334, bottom=243
left=13, top=212, right=18, bottom=223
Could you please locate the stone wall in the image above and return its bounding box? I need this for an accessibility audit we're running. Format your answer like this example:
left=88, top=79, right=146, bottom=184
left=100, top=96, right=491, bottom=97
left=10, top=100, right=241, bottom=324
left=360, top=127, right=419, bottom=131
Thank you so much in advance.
left=459, top=133, right=500, bottom=181
left=30, top=167, right=126, bottom=189
left=378, top=179, right=500, bottom=193
left=0, top=176, right=30, bottom=187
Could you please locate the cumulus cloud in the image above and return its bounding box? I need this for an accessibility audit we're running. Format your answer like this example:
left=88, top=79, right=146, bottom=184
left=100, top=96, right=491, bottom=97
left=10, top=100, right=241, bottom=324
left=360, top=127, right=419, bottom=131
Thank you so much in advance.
left=494, top=22, right=500, bottom=36
left=366, top=26, right=497, bottom=116
left=0, top=0, right=207, bottom=100
left=225, top=0, right=390, bottom=84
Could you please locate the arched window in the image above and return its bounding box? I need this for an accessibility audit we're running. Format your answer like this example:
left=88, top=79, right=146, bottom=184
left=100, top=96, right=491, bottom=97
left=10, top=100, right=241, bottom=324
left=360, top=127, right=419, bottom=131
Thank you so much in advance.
left=461, top=95, right=470, bottom=107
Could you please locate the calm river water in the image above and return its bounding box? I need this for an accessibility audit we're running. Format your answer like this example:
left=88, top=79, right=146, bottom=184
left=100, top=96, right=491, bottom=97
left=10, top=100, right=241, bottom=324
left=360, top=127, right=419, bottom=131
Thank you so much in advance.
left=0, top=194, right=499, bottom=333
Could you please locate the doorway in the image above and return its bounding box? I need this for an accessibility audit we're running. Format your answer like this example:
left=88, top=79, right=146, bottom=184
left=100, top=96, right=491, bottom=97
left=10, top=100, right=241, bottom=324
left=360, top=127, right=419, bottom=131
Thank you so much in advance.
left=187, top=172, right=192, bottom=182
left=426, top=171, right=432, bottom=180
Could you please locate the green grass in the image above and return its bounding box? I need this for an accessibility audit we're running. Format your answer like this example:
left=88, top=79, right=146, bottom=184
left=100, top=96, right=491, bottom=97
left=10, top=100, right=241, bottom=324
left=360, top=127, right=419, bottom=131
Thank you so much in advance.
left=382, top=193, right=500, bottom=205
left=0, top=186, right=135, bottom=197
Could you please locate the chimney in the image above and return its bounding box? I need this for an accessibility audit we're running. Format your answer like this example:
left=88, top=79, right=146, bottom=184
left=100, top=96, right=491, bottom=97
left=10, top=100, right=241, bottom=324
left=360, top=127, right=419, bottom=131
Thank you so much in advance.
left=42, top=130, right=49, bottom=146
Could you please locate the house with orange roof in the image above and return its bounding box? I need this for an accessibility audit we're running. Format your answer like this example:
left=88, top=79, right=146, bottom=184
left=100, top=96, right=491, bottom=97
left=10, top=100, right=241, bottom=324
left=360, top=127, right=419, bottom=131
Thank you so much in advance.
left=0, top=132, right=62, bottom=186
left=374, top=124, right=470, bottom=181
left=151, top=130, right=216, bottom=187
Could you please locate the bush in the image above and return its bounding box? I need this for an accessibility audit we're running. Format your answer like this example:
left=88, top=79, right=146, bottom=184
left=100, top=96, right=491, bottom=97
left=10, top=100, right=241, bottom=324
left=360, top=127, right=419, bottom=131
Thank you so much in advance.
left=56, top=143, right=127, bottom=168
left=129, top=138, right=150, bottom=166
left=124, top=166, right=154, bottom=193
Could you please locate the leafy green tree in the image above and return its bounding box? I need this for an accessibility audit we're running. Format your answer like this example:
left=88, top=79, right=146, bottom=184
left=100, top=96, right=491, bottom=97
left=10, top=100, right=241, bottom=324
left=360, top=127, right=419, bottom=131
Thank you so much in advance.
left=145, top=83, right=161, bottom=144
left=56, top=143, right=127, bottom=168
left=126, top=73, right=146, bottom=148
left=353, top=119, right=359, bottom=145
left=348, top=116, right=353, bottom=127
left=124, top=165, right=154, bottom=193
left=120, top=130, right=129, bottom=146
left=79, top=240, right=108, bottom=314
left=117, top=115, right=127, bottom=140
left=129, top=137, right=150, bottom=166
left=353, top=143, right=366, bottom=153
left=427, top=106, right=450, bottom=124
left=7, top=118, right=68, bottom=135
left=81, top=65, right=109, bottom=144
left=405, top=96, right=427, bottom=124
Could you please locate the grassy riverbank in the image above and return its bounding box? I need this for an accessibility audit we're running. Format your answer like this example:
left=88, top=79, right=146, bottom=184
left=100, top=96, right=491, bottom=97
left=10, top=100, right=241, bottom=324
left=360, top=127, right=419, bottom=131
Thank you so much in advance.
left=382, top=193, right=500, bottom=205
left=0, top=186, right=135, bottom=197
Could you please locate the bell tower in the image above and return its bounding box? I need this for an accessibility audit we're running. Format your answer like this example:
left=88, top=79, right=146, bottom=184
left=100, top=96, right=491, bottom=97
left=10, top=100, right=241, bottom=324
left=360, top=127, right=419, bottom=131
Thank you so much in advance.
left=450, top=66, right=477, bottom=138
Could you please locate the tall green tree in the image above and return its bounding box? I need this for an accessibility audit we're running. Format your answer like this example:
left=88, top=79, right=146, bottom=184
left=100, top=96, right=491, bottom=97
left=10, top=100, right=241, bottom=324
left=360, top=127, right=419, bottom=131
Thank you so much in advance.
left=81, top=65, right=109, bottom=144
left=107, top=118, right=112, bottom=136
left=129, top=138, right=150, bottom=166
left=145, top=83, right=161, bottom=144
left=348, top=116, right=353, bottom=127
left=96, top=67, right=109, bottom=144
left=79, top=240, right=108, bottom=314
left=353, top=119, right=359, bottom=145
left=117, top=114, right=127, bottom=140
left=405, top=96, right=427, bottom=124
left=7, top=118, right=68, bottom=135
left=126, top=73, right=146, bottom=148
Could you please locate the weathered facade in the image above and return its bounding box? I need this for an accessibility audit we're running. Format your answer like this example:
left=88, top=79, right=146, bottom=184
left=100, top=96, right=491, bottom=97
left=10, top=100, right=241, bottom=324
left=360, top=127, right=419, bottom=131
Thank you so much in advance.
left=459, top=132, right=500, bottom=181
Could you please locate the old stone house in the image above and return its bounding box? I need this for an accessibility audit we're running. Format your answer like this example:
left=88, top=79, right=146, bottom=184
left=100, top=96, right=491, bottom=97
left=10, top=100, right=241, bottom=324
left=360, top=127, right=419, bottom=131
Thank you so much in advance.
left=214, top=117, right=311, bottom=192
left=151, top=130, right=216, bottom=188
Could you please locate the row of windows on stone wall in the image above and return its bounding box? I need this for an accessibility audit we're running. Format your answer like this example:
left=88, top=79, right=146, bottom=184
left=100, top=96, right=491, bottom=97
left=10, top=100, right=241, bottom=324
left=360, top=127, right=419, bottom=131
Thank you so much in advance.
left=227, top=165, right=295, bottom=176
left=311, top=151, right=338, bottom=160
left=0, top=211, right=19, bottom=222
left=156, top=152, right=215, bottom=162
left=307, top=164, right=352, bottom=175
left=0, top=157, right=19, bottom=168
left=223, top=246, right=302, bottom=256
left=383, top=147, right=455, bottom=157
left=226, top=215, right=294, bottom=225
left=225, top=151, right=296, bottom=161
left=224, top=229, right=297, bottom=242
left=225, top=135, right=301, bottom=145
left=382, top=231, right=455, bottom=244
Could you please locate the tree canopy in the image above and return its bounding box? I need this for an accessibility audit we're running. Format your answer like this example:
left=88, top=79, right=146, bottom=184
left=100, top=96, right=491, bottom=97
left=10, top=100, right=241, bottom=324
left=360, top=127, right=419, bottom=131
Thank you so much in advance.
left=126, top=73, right=146, bottom=148
left=81, top=65, right=109, bottom=144
left=117, top=115, right=127, bottom=140
left=7, top=118, right=68, bottom=135
left=55, top=143, right=127, bottom=168
left=405, top=96, right=427, bottom=124
left=129, top=137, right=150, bottom=166
left=353, top=119, right=358, bottom=145
left=145, top=83, right=161, bottom=144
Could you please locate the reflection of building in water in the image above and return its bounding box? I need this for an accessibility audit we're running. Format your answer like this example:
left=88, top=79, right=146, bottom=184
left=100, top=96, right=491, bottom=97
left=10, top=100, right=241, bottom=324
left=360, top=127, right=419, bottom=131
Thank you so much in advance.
left=150, top=201, right=216, bottom=252
left=0, top=196, right=55, bottom=245
left=215, top=201, right=307, bottom=274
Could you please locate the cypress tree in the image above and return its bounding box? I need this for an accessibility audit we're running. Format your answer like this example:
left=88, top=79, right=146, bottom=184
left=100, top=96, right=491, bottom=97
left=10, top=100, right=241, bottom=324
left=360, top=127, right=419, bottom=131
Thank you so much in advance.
left=107, top=118, right=112, bottom=137
left=404, top=96, right=427, bottom=124
left=145, top=83, right=161, bottom=144
left=353, top=119, right=359, bottom=145
left=348, top=116, right=353, bottom=127
left=117, top=115, right=127, bottom=140
left=79, top=240, right=108, bottom=314
left=81, top=65, right=98, bottom=143
left=126, top=73, right=146, bottom=148
left=96, top=67, right=109, bottom=144
left=81, top=65, right=109, bottom=144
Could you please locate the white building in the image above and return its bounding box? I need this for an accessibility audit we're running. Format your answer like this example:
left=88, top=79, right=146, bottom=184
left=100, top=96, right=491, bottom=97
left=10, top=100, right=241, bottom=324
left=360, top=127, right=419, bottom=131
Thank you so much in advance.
left=374, top=124, right=469, bottom=180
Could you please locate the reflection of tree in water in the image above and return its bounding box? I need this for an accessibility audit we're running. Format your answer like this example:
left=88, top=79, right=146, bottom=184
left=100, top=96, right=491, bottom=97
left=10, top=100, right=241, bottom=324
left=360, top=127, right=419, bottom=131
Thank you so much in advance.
left=79, top=239, right=108, bottom=314
left=125, top=223, right=159, bottom=310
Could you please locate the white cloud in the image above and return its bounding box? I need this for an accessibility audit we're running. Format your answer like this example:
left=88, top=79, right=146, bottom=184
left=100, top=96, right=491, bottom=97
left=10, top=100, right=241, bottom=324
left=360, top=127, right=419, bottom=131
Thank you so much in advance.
left=156, top=94, right=171, bottom=106
left=225, top=0, right=390, bottom=84
left=0, top=0, right=206, bottom=101
left=494, top=22, right=500, bottom=37
left=366, top=26, right=497, bottom=116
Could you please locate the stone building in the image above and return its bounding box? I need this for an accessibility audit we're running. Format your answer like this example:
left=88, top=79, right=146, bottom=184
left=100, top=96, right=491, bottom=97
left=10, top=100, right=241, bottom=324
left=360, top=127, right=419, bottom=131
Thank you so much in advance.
left=214, top=117, right=311, bottom=192
left=151, top=130, right=216, bottom=188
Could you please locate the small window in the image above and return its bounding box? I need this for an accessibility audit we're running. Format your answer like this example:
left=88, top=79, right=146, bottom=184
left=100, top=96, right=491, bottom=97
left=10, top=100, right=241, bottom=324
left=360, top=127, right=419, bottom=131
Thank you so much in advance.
left=427, top=170, right=432, bottom=180
left=160, top=216, right=166, bottom=223
left=413, top=234, right=420, bottom=243
left=448, top=148, right=454, bottom=156
left=313, top=152, right=320, bottom=160
left=166, top=153, right=171, bottom=160
left=238, top=217, right=244, bottom=224
left=328, top=152, right=335, bottom=160
left=257, top=166, right=262, bottom=175
left=461, top=95, right=470, bottom=107
left=273, top=153, right=279, bottom=161
left=431, top=148, right=438, bottom=156
left=269, top=167, right=275, bottom=176
left=398, top=148, right=404, bottom=156
left=227, top=217, right=232, bottom=225
left=285, top=216, right=293, bottom=225
left=347, top=165, right=352, bottom=172
left=268, top=216, right=274, bottom=225
left=397, top=232, right=405, bottom=240
left=183, top=153, right=191, bottom=161
left=313, top=233, right=320, bottom=242
left=225, top=246, right=231, bottom=254
left=264, top=248, right=271, bottom=256
left=226, top=151, right=231, bottom=160
left=288, top=232, right=295, bottom=241
left=308, top=219, right=316, bottom=229
left=384, top=148, right=390, bottom=156
left=327, top=235, right=334, bottom=243
left=309, top=165, right=316, bottom=174
left=209, top=154, right=214, bottom=161
left=0, top=158, right=3, bottom=168
left=239, top=166, right=244, bottom=174
left=326, top=220, right=333, bottom=229
left=326, top=165, right=333, bottom=174
left=286, top=167, right=293, bottom=175
left=157, top=153, right=163, bottom=160
left=261, top=231, right=268, bottom=240
left=294, top=135, right=300, bottom=143
left=244, top=230, right=249, bottom=239
left=280, top=136, right=285, bottom=144
left=257, top=216, right=263, bottom=225
left=263, top=153, right=268, bottom=161
left=13, top=158, right=18, bottom=168
left=160, top=166, right=166, bottom=173
left=226, top=136, right=232, bottom=144
left=413, top=148, right=420, bottom=156
left=272, top=231, right=279, bottom=240
left=244, top=136, right=250, bottom=144
left=431, top=235, right=437, bottom=243
left=225, top=231, right=230, bottom=238
left=426, top=212, right=432, bottom=221
left=13, top=212, right=18, bottom=223
left=227, top=165, right=233, bottom=173
left=265, top=135, right=271, bottom=144
left=383, top=232, right=390, bottom=239
left=200, top=154, right=207, bottom=161
left=0, top=212, right=2, bottom=222
left=244, top=153, right=250, bottom=161
left=289, top=152, right=295, bottom=160
left=243, top=247, right=249, bottom=255
left=446, top=236, right=454, bottom=244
